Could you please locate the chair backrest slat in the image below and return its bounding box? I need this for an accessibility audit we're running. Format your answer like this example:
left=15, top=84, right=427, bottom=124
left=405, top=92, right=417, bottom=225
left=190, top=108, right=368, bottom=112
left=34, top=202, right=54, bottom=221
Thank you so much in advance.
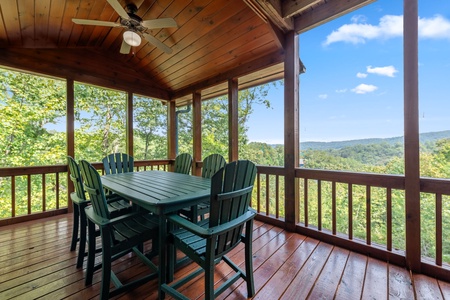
left=67, top=156, right=87, bottom=201
left=201, top=154, right=226, bottom=179
left=79, top=160, right=111, bottom=219
left=103, top=153, right=134, bottom=175
left=174, top=153, right=193, bottom=174
left=209, top=160, right=257, bottom=256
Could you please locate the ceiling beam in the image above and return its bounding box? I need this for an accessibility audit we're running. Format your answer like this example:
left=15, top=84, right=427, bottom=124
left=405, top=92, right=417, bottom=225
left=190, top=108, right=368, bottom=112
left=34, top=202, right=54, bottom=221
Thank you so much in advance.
left=244, top=0, right=294, bottom=32
left=294, top=0, right=376, bottom=34
left=283, top=0, right=323, bottom=19
left=0, top=48, right=170, bottom=100
left=171, top=50, right=285, bottom=101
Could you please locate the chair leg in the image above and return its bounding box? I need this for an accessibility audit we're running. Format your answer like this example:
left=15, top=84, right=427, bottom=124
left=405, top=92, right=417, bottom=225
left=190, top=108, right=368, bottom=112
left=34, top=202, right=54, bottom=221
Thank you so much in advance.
left=244, top=222, right=255, bottom=297
left=85, top=220, right=96, bottom=286
left=100, top=229, right=112, bottom=300
left=70, top=203, right=80, bottom=251
left=205, top=255, right=215, bottom=300
left=76, top=205, right=88, bottom=268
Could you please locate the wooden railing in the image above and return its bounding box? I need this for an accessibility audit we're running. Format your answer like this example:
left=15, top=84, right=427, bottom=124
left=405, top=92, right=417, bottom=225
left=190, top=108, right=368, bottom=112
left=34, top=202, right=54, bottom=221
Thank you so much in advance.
left=0, top=160, right=171, bottom=226
left=1, top=161, right=448, bottom=280
left=251, top=165, right=450, bottom=281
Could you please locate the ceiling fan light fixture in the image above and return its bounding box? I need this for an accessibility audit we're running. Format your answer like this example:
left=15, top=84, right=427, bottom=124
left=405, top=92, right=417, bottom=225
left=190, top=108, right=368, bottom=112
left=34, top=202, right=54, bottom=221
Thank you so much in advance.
left=123, top=30, right=141, bottom=46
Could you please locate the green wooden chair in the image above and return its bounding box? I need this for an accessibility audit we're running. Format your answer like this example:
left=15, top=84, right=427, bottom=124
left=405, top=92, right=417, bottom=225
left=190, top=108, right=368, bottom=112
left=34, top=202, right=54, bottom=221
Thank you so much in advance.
left=79, top=160, right=159, bottom=300
left=102, top=152, right=134, bottom=175
left=162, top=160, right=257, bottom=300
left=67, top=156, right=132, bottom=268
left=174, top=153, right=192, bottom=174
left=179, top=154, right=226, bottom=221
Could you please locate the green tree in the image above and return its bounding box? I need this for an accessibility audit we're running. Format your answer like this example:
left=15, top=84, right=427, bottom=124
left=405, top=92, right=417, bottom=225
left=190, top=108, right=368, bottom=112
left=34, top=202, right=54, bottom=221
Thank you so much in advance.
left=0, top=68, right=66, bottom=167
left=74, top=83, right=126, bottom=162
left=133, top=96, right=167, bottom=160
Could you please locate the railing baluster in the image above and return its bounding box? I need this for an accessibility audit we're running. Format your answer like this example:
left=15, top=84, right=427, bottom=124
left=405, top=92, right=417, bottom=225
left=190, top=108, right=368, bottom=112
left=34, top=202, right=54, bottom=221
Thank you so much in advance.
left=265, top=173, right=269, bottom=216
left=275, top=175, right=279, bottom=219
left=332, top=181, right=336, bottom=235
left=56, top=172, right=60, bottom=209
left=436, top=193, right=442, bottom=266
left=256, top=173, right=261, bottom=213
left=42, top=174, right=46, bottom=212
left=387, top=187, right=392, bottom=251
left=366, top=185, right=371, bottom=245
left=304, top=178, right=308, bottom=227
left=318, top=180, right=322, bottom=231
left=27, top=174, right=31, bottom=215
left=12, top=175, right=16, bottom=217
left=348, top=183, right=353, bottom=240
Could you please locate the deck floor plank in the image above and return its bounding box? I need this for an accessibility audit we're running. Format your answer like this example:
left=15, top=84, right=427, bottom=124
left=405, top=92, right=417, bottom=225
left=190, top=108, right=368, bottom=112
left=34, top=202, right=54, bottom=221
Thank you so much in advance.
left=414, top=274, right=444, bottom=300
left=280, top=242, right=334, bottom=299
left=361, top=257, right=389, bottom=300
left=388, top=263, right=415, bottom=299
left=253, top=237, right=319, bottom=300
left=334, top=251, right=367, bottom=300
left=307, top=246, right=350, bottom=299
left=0, top=214, right=449, bottom=300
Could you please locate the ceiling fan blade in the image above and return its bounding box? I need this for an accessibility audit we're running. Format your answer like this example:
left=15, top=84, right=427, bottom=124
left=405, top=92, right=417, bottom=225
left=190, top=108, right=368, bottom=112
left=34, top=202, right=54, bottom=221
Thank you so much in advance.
left=143, top=33, right=172, bottom=54
left=72, top=19, right=121, bottom=27
left=107, top=0, right=130, bottom=20
left=120, top=40, right=131, bottom=54
left=142, top=18, right=177, bottom=29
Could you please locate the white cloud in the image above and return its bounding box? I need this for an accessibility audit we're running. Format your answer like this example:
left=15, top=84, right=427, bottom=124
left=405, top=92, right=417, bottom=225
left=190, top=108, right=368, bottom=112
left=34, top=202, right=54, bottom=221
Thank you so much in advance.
left=357, top=72, right=368, bottom=78
left=336, top=88, right=347, bottom=93
left=367, top=65, right=398, bottom=77
left=351, top=15, right=368, bottom=24
left=351, top=84, right=378, bottom=94
left=323, top=14, right=450, bottom=46
left=419, top=14, right=450, bottom=39
left=319, top=94, right=328, bottom=99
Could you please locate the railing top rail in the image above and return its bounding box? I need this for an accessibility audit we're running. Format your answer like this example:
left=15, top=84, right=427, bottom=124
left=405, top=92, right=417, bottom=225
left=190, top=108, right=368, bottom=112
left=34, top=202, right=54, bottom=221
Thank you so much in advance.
left=0, top=165, right=68, bottom=177
left=295, top=168, right=405, bottom=189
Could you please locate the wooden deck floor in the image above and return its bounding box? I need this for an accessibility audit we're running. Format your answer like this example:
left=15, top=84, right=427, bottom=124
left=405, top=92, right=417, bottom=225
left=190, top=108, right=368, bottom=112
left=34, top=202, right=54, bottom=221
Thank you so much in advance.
left=1, top=214, right=449, bottom=300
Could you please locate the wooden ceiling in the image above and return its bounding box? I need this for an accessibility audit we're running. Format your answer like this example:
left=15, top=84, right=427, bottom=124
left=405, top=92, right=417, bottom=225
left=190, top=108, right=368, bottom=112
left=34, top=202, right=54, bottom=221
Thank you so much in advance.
left=0, top=0, right=374, bottom=105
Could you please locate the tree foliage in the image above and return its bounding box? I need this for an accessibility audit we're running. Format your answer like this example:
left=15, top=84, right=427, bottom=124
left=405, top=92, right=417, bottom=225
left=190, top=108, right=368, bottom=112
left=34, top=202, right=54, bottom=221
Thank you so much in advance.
left=0, top=68, right=449, bottom=264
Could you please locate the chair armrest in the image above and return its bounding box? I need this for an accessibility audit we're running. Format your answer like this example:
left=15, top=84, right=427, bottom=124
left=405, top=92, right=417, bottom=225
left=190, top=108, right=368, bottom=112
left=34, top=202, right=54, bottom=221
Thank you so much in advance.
left=166, top=214, right=210, bottom=237
left=167, top=209, right=256, bottom=238
left=207, top=210, right=255, bottom=236
left=85, top=206, right=150, bottom=227
left=70, top=192, right=88, bottom=205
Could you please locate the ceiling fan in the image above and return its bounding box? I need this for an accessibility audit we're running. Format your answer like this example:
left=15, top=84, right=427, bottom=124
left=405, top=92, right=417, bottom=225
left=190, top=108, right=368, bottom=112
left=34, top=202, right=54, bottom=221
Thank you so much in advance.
left=72, top=0, right=177, bottom=54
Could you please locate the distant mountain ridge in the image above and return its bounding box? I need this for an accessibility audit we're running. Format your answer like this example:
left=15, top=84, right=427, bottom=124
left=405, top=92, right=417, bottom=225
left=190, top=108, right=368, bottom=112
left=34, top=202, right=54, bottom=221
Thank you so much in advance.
left=300, top=130, right=450, bottom=151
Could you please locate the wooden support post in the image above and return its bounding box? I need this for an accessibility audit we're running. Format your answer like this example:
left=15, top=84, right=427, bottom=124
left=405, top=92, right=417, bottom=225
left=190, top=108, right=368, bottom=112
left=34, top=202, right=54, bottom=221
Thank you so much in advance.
left=66, top=79, right=74, bottom=213
left=193, top=92, right=202, bottom=176
left=404, top=0, right=421, bottom=272
left=228, top=78, right=239, bottom=162
left=127, top=92, right=134, bottom=156
left=284, top=31, right=300, bottom=231
left=168, top=101, right=177, bottom=171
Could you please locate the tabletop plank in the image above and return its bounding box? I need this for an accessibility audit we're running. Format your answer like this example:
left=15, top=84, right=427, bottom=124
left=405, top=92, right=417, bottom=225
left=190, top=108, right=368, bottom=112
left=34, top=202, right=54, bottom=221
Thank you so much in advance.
left=101, top=170, right=211, bottom=212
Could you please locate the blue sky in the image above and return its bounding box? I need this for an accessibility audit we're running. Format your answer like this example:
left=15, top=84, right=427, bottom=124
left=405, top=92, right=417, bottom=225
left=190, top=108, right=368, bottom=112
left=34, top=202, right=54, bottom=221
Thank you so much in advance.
left=247, top=0, right=450, bottom=144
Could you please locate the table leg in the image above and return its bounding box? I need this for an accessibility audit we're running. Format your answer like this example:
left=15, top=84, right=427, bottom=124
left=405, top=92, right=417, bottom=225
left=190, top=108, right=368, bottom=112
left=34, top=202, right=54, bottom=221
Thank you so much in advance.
left=158, top=214, right=167, bottom=300
left=167, top=219, right=175, bottom=282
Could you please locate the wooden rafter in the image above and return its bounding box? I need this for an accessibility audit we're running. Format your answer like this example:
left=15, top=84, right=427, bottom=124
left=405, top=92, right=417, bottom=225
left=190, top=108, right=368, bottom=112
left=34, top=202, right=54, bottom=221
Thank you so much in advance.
left=294, top=0, right=376, bottom=33
left=243, top=0, right=293, bottom=32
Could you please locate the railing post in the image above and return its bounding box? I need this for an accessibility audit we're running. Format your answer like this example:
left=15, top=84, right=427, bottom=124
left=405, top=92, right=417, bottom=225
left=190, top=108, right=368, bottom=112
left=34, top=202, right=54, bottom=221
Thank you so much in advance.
left=127, top=92, right=134, bottom=156
left=403, top=0, right=421, bottom=272
left=228, top=78, right=239, bottom=162
left=284, top=31, right=300, bottom=230
left=168, top=101, right=177, bottom=172
left=66, top=79, right=74, bottom=213
left=192, top=92, right=202, bottom=176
